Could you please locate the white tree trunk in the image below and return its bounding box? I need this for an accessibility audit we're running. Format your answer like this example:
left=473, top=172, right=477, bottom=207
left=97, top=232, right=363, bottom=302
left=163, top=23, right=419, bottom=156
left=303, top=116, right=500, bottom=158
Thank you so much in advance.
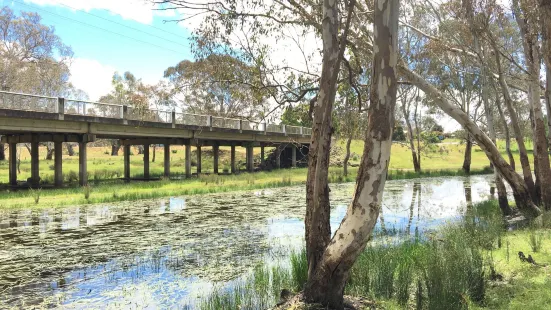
left=304, top=0, right=399, bottom=308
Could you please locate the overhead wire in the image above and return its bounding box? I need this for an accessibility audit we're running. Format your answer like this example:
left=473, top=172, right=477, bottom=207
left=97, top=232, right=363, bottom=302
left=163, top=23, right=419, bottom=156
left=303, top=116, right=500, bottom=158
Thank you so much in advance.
left=48, top=0, right=189, bottom=47
left=12, top=0, right=188, bottom=56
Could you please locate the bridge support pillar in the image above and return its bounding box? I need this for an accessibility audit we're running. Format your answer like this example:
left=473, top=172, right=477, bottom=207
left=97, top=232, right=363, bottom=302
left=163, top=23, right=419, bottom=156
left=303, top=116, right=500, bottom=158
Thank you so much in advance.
left=213, top=144, right=219, bottom=174
left=54, top=141, right=63, bottom=187
left=260, top=145, right=265, bottom=167
left=79, top=141, right=87, bottom=186
left=9, top=143, right=17, bottom=186
left=185, top=144, right=191, bottom=178
left=143, top=144, right=150, bottom=180
left=164, top=144, right=170, bottom=178
left=230, top=145, right=236, bottom=174
left=196, top=145, right=202, bottom=174
left=276, top=145, right=281, bottom=169
left=291, top=144, right=297, bottom=168
left=124, top=144, right=131, bottom=182
left=30, top=136, right=39, bottom=187
left=246, top=146, right=254, bottom=172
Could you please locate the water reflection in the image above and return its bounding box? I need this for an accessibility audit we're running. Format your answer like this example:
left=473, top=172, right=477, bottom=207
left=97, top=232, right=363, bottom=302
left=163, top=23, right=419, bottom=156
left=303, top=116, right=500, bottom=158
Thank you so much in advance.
left=0, top=175, right=495, bottom=308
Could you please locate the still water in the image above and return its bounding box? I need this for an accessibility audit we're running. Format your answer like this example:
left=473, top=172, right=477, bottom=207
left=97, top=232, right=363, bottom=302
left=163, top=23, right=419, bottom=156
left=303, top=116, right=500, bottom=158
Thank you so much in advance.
left=0, top=175, right=495, bottom=309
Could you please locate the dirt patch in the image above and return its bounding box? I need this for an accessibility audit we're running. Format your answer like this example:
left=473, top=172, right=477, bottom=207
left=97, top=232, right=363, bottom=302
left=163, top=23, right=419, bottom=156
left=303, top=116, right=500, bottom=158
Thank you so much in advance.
left=270, top=292, right=378, bottom=310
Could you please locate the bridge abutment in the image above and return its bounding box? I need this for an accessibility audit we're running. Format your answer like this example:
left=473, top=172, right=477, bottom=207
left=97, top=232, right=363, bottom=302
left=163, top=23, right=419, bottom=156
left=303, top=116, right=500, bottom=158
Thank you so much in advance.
left=291, top=144, right=297, bottom=168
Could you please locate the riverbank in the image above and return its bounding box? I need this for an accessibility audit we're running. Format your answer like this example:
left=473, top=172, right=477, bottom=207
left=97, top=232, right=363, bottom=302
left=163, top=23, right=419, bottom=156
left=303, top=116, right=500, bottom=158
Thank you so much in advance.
left=0, top=166, right=493, bottom=208
left=199, top=200, right=551, bottom=310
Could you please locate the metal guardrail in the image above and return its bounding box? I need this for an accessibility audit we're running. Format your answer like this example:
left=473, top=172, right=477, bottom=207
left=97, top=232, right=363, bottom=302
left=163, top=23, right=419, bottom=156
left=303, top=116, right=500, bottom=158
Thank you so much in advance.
left=0, top=90, right=312, bottom=136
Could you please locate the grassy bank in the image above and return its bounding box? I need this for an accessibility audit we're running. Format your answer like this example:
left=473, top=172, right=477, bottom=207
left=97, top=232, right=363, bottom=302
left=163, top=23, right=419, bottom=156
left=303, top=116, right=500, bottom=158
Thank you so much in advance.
left=199, top=200, right=551, bottom=310
left=0, top=166, right=493, bottom=208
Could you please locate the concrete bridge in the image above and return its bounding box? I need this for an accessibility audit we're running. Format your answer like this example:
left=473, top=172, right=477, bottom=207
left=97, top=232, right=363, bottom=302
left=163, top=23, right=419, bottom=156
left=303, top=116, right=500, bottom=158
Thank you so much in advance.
left=0, top=90, right=311, bottom=188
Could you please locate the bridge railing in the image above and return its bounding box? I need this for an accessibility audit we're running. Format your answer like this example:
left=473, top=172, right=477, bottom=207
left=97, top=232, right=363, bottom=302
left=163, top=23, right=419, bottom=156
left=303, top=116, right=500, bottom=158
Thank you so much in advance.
left=127, top=107, right=172, bottom=123
left=0, top=90, right=313, bottom=137
left=0, top=91, right=57, bottom=113
left=211, top=116, right=241, bottom=130
left=175, top=113, right=210, bottom=127
left=65, top=99, right=123, bottom=119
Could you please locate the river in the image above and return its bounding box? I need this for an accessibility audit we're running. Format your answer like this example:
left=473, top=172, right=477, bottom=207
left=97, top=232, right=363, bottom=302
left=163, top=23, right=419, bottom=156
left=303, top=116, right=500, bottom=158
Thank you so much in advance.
left=0, top=175, right=495, bottom=309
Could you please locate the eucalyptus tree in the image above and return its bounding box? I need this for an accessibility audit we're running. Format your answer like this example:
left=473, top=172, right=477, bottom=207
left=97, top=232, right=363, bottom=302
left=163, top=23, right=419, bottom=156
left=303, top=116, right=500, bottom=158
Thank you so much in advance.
left=153, top=0, right=400, bottom=307
left=511, top=0, right=551, bottom=209
left=164, top=54, right=270, bottom=119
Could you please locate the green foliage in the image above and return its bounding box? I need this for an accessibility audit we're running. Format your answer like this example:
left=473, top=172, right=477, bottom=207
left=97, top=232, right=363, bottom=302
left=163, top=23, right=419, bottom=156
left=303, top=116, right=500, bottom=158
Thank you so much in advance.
left=281, top=103, right=312, bottom=127
left=393, top=125, right=406, bottom=141
left=528, top=231, right=543, bottom=253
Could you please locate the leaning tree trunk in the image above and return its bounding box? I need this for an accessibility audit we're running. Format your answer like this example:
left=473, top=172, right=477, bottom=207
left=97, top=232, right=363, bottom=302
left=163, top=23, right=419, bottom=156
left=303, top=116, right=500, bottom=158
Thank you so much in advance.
left=491, top=43, right=538, bottom=203
left=463, top=135, right=472, bottom=173
left=514, top=0, right=551, bottom=209
left=475, top=37, right=512, bottom=215
left=400, top=65, right=541, bottom=216
left=343, top=137, right=352, bottom=176
left=304, top=0, right=398, bottom=307
left=304, top=0, right=347, bottom=289
left=495, top=92, right=515, bottom=170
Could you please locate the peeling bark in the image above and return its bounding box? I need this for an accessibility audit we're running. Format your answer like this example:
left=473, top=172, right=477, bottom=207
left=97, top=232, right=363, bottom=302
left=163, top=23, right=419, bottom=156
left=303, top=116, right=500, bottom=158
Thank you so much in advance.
left=463, top=135, right=472, bottom=174
left=513, top=0, right=551, bottom=209
left=304, top=0, right=399, bottom=307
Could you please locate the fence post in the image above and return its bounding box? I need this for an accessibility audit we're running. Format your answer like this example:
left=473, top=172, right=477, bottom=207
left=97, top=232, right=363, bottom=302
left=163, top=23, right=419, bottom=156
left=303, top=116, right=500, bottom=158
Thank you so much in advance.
left=123, top=106, right=128, bottom=125
left=283, top=125, right=287, bottom=136
left=209, top=115, right=213, bottom=131
left=300, top=127, right=303, bottom=135
left=57, top=98, right=65, bottom=120
left=172, top=110, right=176, bottom=128
left=263, top=123, right=267, bottom=135
left=239, top=120, right=243, bottom=133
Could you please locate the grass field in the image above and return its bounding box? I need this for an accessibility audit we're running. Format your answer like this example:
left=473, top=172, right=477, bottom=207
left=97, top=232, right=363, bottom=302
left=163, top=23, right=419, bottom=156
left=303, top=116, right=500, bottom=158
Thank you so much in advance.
left=0, top=138, right=535, bottom=208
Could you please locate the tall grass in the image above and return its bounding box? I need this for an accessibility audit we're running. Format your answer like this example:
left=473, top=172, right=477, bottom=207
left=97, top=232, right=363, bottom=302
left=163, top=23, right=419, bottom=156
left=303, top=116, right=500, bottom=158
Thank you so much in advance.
left=200, top=200, right=504, bottom=310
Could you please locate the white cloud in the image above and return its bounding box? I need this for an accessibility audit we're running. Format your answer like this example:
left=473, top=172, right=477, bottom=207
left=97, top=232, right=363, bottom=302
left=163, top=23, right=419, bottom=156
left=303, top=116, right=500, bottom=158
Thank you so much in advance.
left=25, top=0, right=161, bottom=24
left=69, top=58, right=116, bottom=101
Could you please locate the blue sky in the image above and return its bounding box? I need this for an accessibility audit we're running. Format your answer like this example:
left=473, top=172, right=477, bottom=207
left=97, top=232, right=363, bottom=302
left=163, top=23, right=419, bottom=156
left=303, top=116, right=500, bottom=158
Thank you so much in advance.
left=2, top=0, right=195, bottom=100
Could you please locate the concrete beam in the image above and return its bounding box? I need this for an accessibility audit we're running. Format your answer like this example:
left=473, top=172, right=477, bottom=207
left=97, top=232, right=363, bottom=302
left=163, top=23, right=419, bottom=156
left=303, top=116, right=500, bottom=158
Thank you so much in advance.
left=54, top=141, right=63, bottom=187
left=8, top=143, right=17, bottom=186
left=124, top=144, right=131, bottom=182
left=119, top=138, right=188, bottom=146
left=213, top=144, right=219, bottom=174
left=231, top=145, right=236, bottom=174
left=79, top=141, right=87, bottom=186
left=143, top=144, right=150, bottom=179
left=196, top=145, right=202, bottom=174
left=30, top=136, right=39, bottom=187
left=1, top=133, right=95, bottom=144
left=185, top=144, right=192, bottom=178
left=164, top=144, right=170, bottom=178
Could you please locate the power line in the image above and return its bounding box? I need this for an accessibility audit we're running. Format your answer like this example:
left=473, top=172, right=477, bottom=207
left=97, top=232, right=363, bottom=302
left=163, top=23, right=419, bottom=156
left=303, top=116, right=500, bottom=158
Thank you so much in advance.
left=13, top=0, right=188, bottom=56
left=49, top=0, right=190, bottom=47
